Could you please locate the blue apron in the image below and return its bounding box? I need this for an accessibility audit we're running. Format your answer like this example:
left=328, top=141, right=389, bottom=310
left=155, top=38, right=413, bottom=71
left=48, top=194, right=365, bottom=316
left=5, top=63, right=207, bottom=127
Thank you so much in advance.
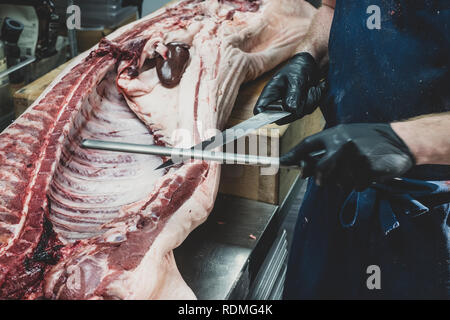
left=284, top=0, right=450, bottom=299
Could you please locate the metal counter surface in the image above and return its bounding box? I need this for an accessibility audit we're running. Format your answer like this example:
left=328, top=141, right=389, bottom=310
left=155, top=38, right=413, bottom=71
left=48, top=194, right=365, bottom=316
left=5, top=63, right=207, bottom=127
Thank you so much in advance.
left=174, top=194, right=279, bottom=300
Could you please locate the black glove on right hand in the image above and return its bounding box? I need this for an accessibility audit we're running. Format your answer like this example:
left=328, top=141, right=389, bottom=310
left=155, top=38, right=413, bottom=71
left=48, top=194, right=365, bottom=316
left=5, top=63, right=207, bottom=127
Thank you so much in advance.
left=281, top=123, right=416, bottom=191
left=254, top=52, right=327, bottom=125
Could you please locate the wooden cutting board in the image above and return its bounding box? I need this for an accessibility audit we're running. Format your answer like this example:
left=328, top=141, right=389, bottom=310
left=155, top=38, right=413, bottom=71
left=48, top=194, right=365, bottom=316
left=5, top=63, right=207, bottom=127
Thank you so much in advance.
left=219, top=71, right=325, bottom=204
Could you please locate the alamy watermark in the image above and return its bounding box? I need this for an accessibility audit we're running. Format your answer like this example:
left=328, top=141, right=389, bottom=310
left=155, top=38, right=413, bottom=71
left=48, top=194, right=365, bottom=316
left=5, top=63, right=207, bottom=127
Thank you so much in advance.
left=366, top=265, right=381, bottom=290
left=66, top=5, right=81, bottom=30
left=367, top=5, right=382, bottom=30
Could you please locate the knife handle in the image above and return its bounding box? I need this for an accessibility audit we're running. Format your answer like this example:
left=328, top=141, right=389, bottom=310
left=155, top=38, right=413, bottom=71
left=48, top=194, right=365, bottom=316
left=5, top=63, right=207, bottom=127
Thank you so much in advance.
left=264, top=100, right=285, bottom=112
left=298, top=150, right=327, bottom=170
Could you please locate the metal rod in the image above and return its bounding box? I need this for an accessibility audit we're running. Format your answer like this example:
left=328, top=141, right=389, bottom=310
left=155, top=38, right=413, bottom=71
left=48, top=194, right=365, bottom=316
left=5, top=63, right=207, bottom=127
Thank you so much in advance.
left=0, top=55, right=36, bottom=79
left=81, top=139, right=299, bottom=170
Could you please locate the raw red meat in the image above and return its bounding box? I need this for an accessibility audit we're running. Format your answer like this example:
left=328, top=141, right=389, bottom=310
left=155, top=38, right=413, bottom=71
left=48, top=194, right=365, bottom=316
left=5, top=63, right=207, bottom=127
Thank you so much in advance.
left=0, top=0, right=315, bottom=299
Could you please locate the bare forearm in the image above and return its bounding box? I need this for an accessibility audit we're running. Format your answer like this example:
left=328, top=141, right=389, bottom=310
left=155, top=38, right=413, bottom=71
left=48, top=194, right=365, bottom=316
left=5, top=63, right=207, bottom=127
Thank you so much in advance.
left=296, top=0, right=335, bottom=65
left=391, top=112, right=450, bottom=165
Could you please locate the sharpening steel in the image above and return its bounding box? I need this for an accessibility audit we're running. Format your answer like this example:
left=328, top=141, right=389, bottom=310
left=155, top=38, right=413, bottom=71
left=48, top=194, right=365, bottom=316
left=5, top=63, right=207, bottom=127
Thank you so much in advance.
left=81, top=139, right=300, bottom=170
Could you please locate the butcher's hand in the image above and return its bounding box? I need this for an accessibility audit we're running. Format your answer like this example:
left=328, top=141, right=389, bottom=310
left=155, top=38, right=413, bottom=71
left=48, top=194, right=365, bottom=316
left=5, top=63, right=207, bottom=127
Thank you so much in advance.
left=281, top=123, right=416, bottom=191
left=254, top=52, right=327, bottom=125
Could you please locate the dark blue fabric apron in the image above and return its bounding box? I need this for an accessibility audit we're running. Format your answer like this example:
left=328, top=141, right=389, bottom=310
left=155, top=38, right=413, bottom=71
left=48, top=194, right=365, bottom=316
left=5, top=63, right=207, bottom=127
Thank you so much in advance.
left=284, top=0, right=450, bottom=299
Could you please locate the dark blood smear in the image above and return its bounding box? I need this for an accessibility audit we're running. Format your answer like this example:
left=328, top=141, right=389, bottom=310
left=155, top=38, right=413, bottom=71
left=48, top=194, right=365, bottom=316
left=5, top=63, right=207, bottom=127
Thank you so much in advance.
left=0, top=217, right=62, bottom=299
left=91, top=38, right=149, bottom=78
left=155, top=42, right=191, bottom=88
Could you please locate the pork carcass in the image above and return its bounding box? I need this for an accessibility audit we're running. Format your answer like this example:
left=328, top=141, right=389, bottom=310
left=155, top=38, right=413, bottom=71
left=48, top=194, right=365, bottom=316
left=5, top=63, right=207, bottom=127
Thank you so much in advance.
left=0, top=0, right=315, bottom=299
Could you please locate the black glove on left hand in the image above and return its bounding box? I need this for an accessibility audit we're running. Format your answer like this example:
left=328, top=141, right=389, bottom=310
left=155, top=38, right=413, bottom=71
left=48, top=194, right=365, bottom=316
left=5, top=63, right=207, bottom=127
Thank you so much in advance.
left=281, top=123, right=416, bottom=191
left=254, top=52, right=327, bottom=125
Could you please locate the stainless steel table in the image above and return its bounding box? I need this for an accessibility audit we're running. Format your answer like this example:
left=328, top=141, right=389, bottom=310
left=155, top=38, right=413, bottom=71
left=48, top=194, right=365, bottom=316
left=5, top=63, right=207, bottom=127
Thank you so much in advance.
left=174, top=176, right=306, bottom=300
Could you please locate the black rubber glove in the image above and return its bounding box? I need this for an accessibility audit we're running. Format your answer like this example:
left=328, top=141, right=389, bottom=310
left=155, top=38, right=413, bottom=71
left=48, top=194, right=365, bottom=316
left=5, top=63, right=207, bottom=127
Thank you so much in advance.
left=281, top=123, right=416, bottom=191
left=254, top=52, right=327, bottom=125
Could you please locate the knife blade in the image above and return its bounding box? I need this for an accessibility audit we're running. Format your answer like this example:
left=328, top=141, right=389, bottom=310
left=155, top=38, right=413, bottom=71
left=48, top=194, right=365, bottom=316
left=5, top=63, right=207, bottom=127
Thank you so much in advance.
left=155, top=107, right=290, bottom=170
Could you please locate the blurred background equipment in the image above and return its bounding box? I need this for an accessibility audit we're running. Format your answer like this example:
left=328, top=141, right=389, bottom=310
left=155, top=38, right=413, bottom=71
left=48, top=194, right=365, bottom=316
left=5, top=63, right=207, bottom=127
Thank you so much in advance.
left=11, top=0, right=139, bottom=125
left=123, top=0, right=144, bottom=17
left=35, top=0, right=60, bottom=59
left=54, top=0, right=138, bottom=52
left=0, top=0, right=66, bottom=87
left=0, top=1, right=60, bottom=59
left=142, top=0, right=170, bottom=16
left=2, top=17, right=25, bottom=84
left=55, top=0, right=138, bottom=29
left=0, top=22, right=15, bottom=132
